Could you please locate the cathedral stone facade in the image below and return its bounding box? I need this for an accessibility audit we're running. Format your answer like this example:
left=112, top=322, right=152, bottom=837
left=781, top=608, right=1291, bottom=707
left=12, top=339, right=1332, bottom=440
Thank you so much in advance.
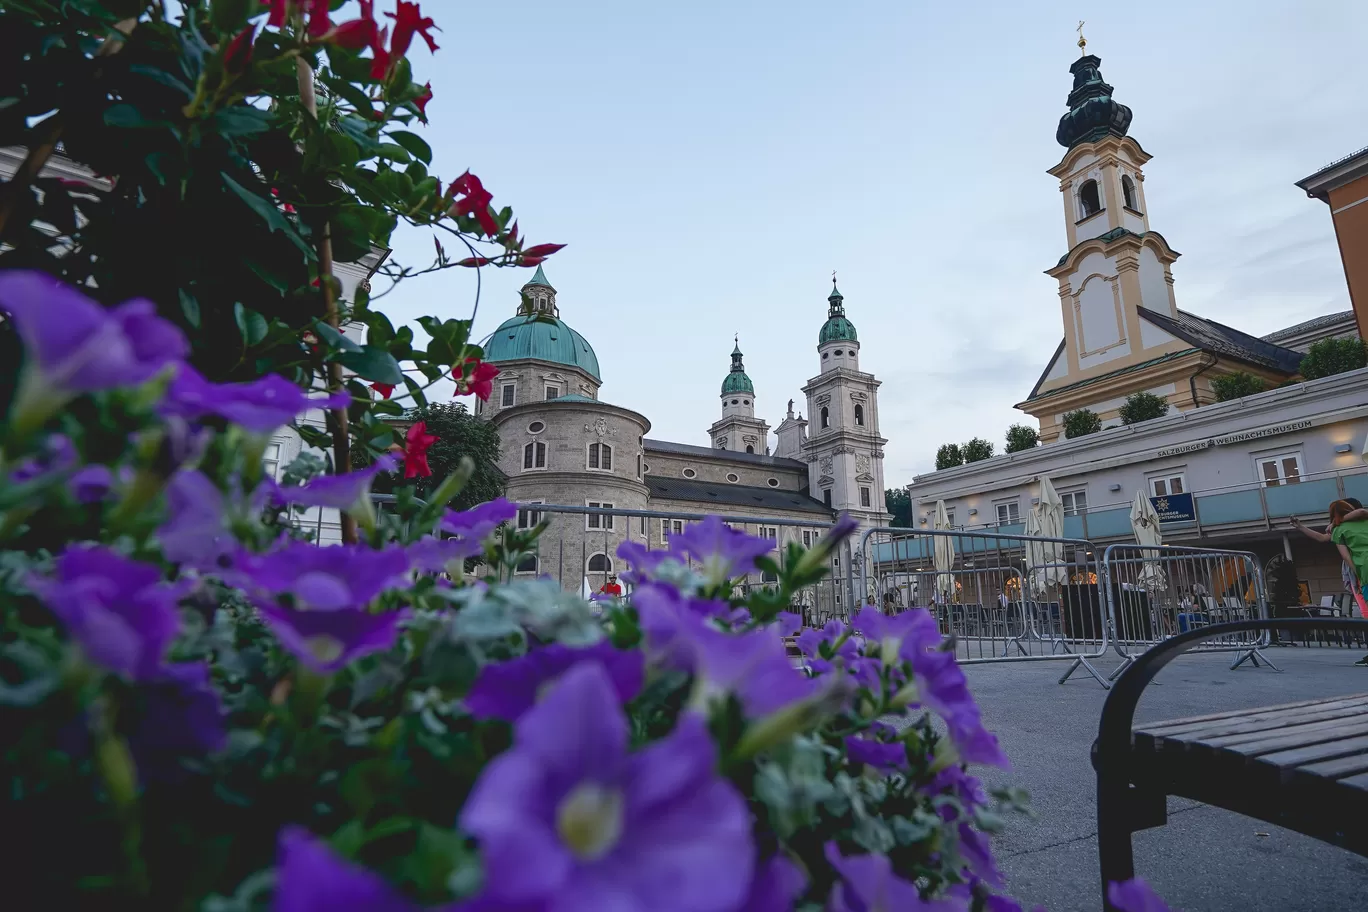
left=477, top=268, right=891, bottom=594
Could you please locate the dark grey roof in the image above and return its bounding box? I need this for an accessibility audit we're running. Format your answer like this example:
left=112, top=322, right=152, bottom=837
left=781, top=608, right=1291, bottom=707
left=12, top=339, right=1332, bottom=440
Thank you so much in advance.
left=645, top=477, right=834, bottom=516
left=1262, top=310, right=1356, bottom=343
left=643, top=438, right=808, bottom=470
left=1138, top=308, right=1303, bottom=373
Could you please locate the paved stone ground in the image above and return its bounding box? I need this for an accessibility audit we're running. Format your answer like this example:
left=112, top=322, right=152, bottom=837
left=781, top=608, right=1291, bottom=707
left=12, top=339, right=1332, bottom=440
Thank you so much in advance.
left=964, top=646, right=1368, bottom=911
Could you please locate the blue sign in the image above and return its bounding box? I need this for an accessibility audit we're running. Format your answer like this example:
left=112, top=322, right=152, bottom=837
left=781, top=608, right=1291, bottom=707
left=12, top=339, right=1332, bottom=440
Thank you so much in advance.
left=1150, top=492, right=1195, bottom=523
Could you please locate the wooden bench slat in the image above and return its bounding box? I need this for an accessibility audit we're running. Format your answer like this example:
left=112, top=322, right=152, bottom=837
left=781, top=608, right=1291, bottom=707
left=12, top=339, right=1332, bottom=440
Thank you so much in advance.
left=1198, top=717, right=1368, bottom=754
left=1257, top=733, right=1368, bottom=769
left=1146, top=705, right=1368, bottom=746
left=1338, top=771, right=1368, bottom=789
left=1137, top=695, right=1368, bottom=739
left=1297, top=752, right=1368, bottom=780
left=1135, top=694, right=1368, bottom=734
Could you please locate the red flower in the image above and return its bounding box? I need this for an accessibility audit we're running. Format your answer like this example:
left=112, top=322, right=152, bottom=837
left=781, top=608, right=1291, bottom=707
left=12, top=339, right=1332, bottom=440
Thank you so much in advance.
left=224, top=24, right=257, bottom=74
left=453, top=358, right=499, bottom=401
left=322, top=17, right=378, bottom=49
left=370, top=382, right=396, bottom=399
left=414, top=82, right=433, bottom=120
left=456, top=256, right=493, bottom=267
left=403, top=420, right=438, bottom=479
left=521, top=243, right=567, bottom=259
left=386, top=1, right=440, bottom=57
left=264, top=0, right=290, bottom=28
left=306, top=0, right=331, bottom=37
left=448, top=171, right=498, bottom=237
left=270, top=187, right=297, bottom=214
left=369, top=26, right=392, bottom=80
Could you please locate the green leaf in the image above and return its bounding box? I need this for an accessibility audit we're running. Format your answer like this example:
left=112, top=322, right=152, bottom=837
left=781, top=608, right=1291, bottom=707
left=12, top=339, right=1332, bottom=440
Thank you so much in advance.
left=402, top=374, right=428, bottom=409
left=339, top=346, right=404, bottom=384
left=103, top=104, right=145, bottom=128
left=128, top=64, right=193, bottom=97
left=234, top=302, right=268, bottom=346
left=179, top=290, right=201, bottom=329
left=210, top=0, right=252, bottom=32
left=213, top=106, right=273, bottom=137
left=364, top=311, right=395, bottom=347
left=222, top=172, right=312, bottom=254
left=314, top=320, right=363, bottom=354
left=388, top=131, right=432, bottom=165
left=376, top=143, right=412, bottom=163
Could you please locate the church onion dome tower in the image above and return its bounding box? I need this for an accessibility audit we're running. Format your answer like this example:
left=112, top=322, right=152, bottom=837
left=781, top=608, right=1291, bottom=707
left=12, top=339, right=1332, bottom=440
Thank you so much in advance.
left=720, top=339, right=755, bottom=396
left=483, top=265, right=601, bottom=380
left=818, top=282, right=858, bottom=344
left=1055, top=54, right=1133, bottom=149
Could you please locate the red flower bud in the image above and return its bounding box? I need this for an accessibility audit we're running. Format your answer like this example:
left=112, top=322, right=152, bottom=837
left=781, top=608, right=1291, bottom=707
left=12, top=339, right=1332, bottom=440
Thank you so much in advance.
left=456, top=257, right=493, bottom=267
left=518, top=256, right=545, bottom=267
left=370, top=382, right=396, bottom=400
left=224, top=24, right=256, bottom=75
left=521, top=243, right=567, bottom=259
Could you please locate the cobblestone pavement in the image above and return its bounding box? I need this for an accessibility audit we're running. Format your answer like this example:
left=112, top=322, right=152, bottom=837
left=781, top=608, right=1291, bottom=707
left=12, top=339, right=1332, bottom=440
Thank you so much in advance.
left=962, top=647, right=1368, bottom=911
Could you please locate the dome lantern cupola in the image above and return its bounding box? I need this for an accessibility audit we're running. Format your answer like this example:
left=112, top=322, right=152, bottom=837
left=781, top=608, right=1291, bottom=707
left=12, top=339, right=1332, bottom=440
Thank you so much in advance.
left=818, top=279, right=858, bottom=345
left=1055, top=54, right=1133, bottom=149
left=485, top=266, right=601, bottom=382
left=720, top=337, right=755, bottom=396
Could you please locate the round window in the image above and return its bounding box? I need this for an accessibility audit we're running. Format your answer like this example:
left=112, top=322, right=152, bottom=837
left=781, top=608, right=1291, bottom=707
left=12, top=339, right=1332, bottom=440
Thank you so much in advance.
left=743, top=399, right=750, bottom=405
left=822, top=352, right=829, bottom=359
left=683, top=468, right=697, bottom=479
left=726, top=473, right=739, bottom=483
left=834, top=349, right=843, bottom=356
left=731, top=399, right=739, bottom=405
left=767, top=478, right=779, bottom=487
left=527, top=421, right=545, bottom=434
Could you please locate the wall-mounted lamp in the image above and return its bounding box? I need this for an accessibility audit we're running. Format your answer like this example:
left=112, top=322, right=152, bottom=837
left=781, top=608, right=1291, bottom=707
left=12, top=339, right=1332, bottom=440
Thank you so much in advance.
left=968, top=508, right=978, bottom=516
left=1031, top=497, right=1040, bottom=505
left=1335, top=444, right=1353, bottom=454
left=920, top=518, right=928, bottom=525
left=1109, top=483, right=1122, bottom=492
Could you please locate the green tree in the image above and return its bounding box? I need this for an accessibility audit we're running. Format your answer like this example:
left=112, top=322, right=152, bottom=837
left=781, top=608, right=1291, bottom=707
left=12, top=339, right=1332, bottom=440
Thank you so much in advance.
left=935, top=443, right=963, bottom=470
left=1005, top=423, right=1039, bottom=453
left=1063, top=408, right=1102, bottom=438
left=1299, top=337, right=1368, bottom=380
left=1118, top=391, right=1170, bottom=425
left=371, top=403, right=505, bottom=508
left=1211, top=371, right=1267, bottom=402
left=885, top=488, right=912, bottom=527
left=962, top=437, right=994, bottom=462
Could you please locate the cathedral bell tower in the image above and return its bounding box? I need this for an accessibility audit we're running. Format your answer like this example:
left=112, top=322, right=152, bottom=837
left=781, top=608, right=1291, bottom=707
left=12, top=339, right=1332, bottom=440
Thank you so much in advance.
left=801, top=280, right=889, bottom=527
left=709, top=338, right=771, bottom=454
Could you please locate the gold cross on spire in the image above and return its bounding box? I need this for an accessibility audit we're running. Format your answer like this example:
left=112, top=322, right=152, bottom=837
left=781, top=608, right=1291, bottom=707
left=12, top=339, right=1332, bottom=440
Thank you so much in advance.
left=832, top=269, right=837, bottom=285
left=1076, top=20, right=1087, bottom=54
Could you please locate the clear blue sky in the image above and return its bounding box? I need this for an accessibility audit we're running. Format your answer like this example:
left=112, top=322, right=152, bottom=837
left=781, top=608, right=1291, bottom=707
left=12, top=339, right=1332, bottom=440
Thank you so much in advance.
left=372, top=0, right=1366, bottom=484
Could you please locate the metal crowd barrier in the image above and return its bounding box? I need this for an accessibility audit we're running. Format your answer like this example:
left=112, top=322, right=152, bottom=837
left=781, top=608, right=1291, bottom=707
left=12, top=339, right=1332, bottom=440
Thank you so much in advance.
left=1100, top=543, right=1274, bottom=677
left=510, top=504, right=849, bottom=623
left=857, top=526, right=1114, bottom=687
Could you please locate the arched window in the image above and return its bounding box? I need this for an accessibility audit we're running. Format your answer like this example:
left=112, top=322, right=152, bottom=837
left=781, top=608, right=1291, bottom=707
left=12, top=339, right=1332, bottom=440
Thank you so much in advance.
left=745, top=445, right=755, bottom=454
left=515, top=554, right=538, bottom=574
left=588, top=442, right=613, bottom=470
left=1078, top=179, right=1101, bottom=218
left=820, top=407, right=830, bottom=429
left=761, top=569, right=778, bottom=584
left=1122, top=175, right=1137, bottom=210
left=854, top=404, right=865, bottom=427
left=523, top=441, right=547, bottom=470
left=587, top=553, right=612, bottom=573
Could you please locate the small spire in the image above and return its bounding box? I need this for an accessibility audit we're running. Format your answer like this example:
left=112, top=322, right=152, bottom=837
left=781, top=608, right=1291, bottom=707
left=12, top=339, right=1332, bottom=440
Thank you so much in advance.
left=522, top=264, right=553, bottom=289
left=1076, top=20, right=1086, bottom=56
left=733, top=333, right=741, bottom=354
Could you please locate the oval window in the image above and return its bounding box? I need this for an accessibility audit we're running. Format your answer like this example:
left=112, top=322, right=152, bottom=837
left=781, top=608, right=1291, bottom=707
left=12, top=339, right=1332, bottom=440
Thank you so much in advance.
left=834, top=350, right=843, bottom=356
left=528, top=421, right=545, bottom=433
left=767, top=478, right=779, bottom=487
left=683, top=468, right=697, bottom=479
left=822, top=352, right=829, bottom=359
left=743, top=400, right=750, bottom=405
left=726, top=473, right=739, bottom=483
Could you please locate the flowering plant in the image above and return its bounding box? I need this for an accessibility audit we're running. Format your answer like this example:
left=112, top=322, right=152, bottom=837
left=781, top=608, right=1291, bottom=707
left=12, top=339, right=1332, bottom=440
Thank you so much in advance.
left=0, top=269, right=1058, bottom=911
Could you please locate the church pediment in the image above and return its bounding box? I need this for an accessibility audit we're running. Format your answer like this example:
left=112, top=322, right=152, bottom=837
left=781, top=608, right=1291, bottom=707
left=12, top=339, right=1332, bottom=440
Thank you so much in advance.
left=816, top=475, right=834, bottom=486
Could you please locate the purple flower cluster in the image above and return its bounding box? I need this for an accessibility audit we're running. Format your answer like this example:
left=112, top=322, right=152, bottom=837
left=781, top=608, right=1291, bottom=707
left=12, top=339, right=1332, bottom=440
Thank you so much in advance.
left=161, top=364, right=349, bottom=434
left=465, top=641, right=644, bottom=722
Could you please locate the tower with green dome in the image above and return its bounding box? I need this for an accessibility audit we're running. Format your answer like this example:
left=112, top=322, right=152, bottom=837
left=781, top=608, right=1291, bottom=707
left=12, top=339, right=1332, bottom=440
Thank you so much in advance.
left=709, top=337, right=770, bottom=455
left=480, top=266, right=603, bottom=416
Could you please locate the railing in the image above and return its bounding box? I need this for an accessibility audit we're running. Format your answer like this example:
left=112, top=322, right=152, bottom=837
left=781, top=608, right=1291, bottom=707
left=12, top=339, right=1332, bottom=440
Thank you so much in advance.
left=923, top=465, right=1368, bottom=543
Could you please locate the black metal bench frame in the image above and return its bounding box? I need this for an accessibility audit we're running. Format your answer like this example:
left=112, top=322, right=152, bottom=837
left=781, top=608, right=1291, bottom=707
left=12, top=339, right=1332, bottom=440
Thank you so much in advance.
left=1092, top=618, right=1368, bottom=911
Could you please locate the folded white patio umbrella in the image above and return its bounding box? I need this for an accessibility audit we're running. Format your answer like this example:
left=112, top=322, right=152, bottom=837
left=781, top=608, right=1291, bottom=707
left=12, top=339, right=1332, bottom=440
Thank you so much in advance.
left=933, top=500, right=956, bottom=599
left=1129, top=490, right=1167, bottom=591
left=1034, top=476, right=1068, bottom=595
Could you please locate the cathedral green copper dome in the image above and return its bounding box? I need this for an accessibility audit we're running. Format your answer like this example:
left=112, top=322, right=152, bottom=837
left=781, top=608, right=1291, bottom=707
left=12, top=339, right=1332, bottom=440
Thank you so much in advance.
left=485, top=315, right=600, bottom=380
left=819, top=282, right=858, bottom=344
left=485, top=268, right=600, bottom=379
left=721, top=339, right=754, bottom=395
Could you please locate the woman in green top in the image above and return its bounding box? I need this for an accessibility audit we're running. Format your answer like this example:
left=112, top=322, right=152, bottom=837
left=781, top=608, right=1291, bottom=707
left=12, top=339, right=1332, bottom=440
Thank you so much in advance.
left=1329, top=499, right=1368, bottom=665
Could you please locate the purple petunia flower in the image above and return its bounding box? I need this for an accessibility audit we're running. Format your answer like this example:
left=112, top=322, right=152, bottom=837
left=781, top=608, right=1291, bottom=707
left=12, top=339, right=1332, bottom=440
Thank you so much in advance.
left=8, top=434, right=77, bottom=484
left=460, top=663, right=754, bottom=912
left=68, top=464, right=115, bottom=503
left=234, top=540, right=409, bottom=610
left=280, top=456, right=396, bottom=515
left=668, top=515, right=775, bottom=588
left=0, top=271, right=187, bottom=408
left=258, top=603, right=407, bottom=673
left=796, top=619, right=857, bottom=674
left=825, top=843, right=964, bottom=912
left=774, top=611, right=803, bottom=637
left=158, top=470, right=275, bottom=573
left=440, top=498, right=517, bottom=546
left=128, top=661, right=227, bottom=779
left=407, top=535, right=484, bottom=573
left=736, top=853, right=807, bottom=912
left=615, top=540, right=687, bottom=586
left=465, top=641, right=645, bottom=722
left=28, top=545, right=190, bottom=680
left=845, top=735, right=907, bottom=772
left=1107, top=878, right=1176, bottom=912
left=634, top=581, right=736, bottom=664
left=274, top=827, right=418, bottom=912
left=160, top=363, right=349, bottom=434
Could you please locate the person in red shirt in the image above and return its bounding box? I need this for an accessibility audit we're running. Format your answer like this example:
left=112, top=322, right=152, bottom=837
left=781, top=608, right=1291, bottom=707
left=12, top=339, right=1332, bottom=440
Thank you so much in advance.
left=598, top=574, right=622, bottom=597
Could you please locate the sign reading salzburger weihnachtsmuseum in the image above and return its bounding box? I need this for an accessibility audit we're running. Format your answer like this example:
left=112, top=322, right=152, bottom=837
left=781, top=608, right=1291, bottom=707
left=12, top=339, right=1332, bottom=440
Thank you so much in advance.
left=1150, top=492, right=1196, bottom=523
